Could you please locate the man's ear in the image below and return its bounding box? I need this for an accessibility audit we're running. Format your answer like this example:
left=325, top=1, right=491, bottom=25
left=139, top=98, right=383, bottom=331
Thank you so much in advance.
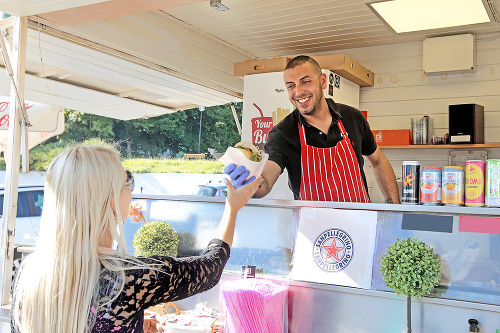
left=320, top=72, right=327, bottom=89
left=110, top=196, right=116, bottom=215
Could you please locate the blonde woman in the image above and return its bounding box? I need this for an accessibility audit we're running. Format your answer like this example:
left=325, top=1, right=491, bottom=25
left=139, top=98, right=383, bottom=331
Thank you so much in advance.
left=12, top=145, right=260, bottom=333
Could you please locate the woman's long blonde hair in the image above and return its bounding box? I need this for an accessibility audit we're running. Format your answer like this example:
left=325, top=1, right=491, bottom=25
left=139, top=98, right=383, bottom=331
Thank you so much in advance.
left=12, top=145, right=137, bottom=333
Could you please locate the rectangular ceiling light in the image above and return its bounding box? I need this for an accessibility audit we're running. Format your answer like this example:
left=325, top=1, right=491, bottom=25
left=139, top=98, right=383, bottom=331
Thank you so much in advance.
left=367, top=0, right=492, bottom=33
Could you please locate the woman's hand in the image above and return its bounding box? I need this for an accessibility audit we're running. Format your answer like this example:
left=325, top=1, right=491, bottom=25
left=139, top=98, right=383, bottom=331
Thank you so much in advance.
left=143, top=310, right=164, bottom=333
left=224, top=175, right=261, bottom=213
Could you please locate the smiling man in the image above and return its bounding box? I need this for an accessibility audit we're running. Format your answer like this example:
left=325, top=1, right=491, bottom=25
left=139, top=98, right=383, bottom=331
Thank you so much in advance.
left=252, top=55, right=400, bottom=203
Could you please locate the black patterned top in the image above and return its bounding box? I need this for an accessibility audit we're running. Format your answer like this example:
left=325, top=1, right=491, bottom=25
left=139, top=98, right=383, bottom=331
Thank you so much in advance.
left=11, top=239, right=230, bottom=333
left=90, top=239, right=230, bottom=332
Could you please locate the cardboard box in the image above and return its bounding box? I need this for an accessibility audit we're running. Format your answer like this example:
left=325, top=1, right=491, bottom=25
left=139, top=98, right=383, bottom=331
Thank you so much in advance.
left=312, top=54, right=374, bottom=87
left=234, top=57, right=290, bottom=78
left=234, top=54, right=374, bottom=87
left=371, top=130, right=411, bottom=146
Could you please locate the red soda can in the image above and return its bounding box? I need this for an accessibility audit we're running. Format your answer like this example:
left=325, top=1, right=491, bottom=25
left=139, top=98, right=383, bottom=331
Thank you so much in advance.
left=420, top=166, right=442, bottom=205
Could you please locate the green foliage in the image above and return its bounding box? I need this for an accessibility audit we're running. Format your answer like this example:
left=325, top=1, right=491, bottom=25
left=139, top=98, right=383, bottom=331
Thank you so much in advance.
left=28, top=138, right=114, bottom=171
left=10, top=103, right=241, bottom=172
left=379, top=237, right=441, bottom=298
left=133, top=221, right=179, bottom=257
left=105, top=104, right=242, bottom=158
left=58, top=110, right=114, bottom=142
left=29, top=141, right=70, bottom=171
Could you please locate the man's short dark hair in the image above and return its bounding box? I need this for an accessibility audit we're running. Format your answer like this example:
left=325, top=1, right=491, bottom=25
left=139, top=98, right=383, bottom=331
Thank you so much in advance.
left=285, top=55, right=322, bottom=77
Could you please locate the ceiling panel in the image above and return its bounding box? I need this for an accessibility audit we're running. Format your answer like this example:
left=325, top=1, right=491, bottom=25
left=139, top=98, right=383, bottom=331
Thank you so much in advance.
left=162, top=0, right=500, bottom=57
left=0, top=0, right=108, bottom=17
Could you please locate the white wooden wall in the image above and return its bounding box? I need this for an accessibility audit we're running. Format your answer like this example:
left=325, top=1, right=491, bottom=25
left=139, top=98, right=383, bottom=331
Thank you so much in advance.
left=333, top=34, right=500, bottom=203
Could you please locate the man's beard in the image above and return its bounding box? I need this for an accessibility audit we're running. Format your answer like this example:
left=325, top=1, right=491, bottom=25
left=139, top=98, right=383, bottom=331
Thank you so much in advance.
left=296, top=92, right=323, bottom=116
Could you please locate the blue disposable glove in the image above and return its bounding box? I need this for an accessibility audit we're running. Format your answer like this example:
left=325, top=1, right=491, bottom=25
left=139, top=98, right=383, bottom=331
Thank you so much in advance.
left=224, top=163, right=256, bottom=188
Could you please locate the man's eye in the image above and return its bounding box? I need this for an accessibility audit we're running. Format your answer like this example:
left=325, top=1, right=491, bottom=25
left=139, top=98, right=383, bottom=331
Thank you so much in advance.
left=286, top=85, right=294, bottom=89
left=303, top=80, right=311, bottom=84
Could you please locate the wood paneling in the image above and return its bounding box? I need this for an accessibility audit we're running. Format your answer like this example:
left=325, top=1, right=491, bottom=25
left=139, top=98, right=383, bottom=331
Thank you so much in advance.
left=354, top=36, right=500, bottom=202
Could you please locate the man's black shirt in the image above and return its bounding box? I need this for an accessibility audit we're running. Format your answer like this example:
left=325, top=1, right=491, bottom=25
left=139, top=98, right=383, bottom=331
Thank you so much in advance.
left=264, top=98, right=377, bottom=199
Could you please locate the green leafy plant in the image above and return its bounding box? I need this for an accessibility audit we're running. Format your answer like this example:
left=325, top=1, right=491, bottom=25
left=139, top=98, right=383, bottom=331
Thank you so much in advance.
left=176, top=230, right=198, bottom=258
left=133, top=221, right=179, bottom=257
left=380, top=237, right=441, bottom=333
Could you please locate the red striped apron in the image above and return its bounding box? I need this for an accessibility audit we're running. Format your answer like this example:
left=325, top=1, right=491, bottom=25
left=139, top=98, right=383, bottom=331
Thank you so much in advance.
left=298, top=120, right=370, bottom=202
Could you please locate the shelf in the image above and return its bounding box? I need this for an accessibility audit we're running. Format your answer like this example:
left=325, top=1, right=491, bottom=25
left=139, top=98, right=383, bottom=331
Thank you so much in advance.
left=379, top=144, right=500, bottom=149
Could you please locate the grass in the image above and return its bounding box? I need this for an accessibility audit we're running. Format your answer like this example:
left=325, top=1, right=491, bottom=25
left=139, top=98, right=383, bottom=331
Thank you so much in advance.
left=120, top=157, right=225, bottom=174
left=0, top=157, right=225, bottom=173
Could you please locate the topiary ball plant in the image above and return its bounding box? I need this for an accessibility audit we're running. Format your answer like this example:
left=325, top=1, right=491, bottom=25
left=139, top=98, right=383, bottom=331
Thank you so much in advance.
left=133, top=221, right=179, bottom=257
left=380, top=237, right=440, bottom=333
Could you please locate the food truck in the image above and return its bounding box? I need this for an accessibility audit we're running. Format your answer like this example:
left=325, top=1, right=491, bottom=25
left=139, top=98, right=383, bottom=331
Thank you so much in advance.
left=1, top=1, right=500, bottom=331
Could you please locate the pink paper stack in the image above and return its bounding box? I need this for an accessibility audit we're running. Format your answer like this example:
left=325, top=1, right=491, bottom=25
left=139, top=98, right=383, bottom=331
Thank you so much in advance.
left=221, top=279, right=288, bottom=333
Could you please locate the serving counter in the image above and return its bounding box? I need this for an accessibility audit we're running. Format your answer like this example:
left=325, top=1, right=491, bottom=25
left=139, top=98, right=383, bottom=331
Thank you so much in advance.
left=124, top=195, right=500, bottom=333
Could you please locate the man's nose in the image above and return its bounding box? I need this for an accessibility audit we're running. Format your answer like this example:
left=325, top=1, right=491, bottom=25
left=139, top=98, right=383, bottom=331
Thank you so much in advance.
left=295, top=84, right=305, bottom=96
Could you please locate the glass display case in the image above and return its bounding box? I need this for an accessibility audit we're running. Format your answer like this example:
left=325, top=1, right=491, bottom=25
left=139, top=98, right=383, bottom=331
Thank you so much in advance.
left=123, top=194, right=500, bottom=332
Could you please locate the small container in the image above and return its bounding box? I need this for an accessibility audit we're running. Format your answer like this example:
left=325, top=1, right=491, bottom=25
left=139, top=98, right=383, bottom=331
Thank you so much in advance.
left=485, top=159, right=500, bottom=207
left=442, top=166, right=465, bottom=206
left=465, top=160, right=485, bottom=207
left=420, top=166, right=442, bottom=205
left=402, top=161, right=420, bottom=204
left=468, top=318, right=479, bottom=332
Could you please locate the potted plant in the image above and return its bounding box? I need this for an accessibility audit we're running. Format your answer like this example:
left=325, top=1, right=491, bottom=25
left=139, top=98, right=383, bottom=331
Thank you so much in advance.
left=379, top=237, right=441, bottom=333
left=133, top=221, right=179, bottom=257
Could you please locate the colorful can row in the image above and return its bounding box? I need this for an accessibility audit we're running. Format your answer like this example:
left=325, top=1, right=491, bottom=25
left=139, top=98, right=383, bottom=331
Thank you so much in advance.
left=402, top=160, right=500, bottom=207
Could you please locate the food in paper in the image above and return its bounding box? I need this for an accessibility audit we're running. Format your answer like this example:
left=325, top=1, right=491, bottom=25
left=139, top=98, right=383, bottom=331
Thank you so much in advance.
left=234, top=141, right=262, bottom=162
left=219, top=141, right=269, bottom=180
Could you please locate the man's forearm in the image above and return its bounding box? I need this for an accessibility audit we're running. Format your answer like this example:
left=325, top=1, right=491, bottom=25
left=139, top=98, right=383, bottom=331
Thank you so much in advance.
left=372, top=160, right=400, bottom=204
left=253, top=174, right=271, bottom=198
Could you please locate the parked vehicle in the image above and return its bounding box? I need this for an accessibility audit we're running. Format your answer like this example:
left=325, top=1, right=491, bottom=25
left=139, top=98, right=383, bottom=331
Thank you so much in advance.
left=0, top=185, right=44, bottom=277
left=192, top=182, right=227, bottom=197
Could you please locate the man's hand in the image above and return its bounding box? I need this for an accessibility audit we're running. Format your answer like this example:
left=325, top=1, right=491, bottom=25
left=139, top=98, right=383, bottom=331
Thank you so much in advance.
left=224, top=164, right=256, bottom=188
left=143, top=311, right=163, bottom=333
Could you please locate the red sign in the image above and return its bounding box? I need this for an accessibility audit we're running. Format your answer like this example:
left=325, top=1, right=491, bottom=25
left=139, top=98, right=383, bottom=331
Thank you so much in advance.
left=251, top=103, right=273, bottom=153
left=0, top=101, right=34, bottom=128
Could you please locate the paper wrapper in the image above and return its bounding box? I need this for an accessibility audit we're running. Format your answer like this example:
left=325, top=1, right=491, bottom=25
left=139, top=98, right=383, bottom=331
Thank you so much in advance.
left=219, top=147, right=269, bottom=180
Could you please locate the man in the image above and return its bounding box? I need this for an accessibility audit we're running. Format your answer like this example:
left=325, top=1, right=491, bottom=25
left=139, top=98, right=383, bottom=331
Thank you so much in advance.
left=228, top=55, right=399, bottom=203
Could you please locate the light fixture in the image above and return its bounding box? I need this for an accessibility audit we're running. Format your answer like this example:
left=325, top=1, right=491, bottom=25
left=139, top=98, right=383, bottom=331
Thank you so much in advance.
left=210, top=0, right=230, bottom=12
left=367, top=0, right=492, bottom=33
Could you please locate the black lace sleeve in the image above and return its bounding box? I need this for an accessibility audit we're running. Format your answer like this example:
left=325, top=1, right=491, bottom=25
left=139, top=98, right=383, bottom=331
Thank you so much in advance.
left=91, top=238, right=230, bottom=332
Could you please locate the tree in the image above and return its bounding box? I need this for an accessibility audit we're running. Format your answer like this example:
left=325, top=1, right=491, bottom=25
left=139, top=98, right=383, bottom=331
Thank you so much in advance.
left=58, top=110, right=114, bottom=142
left=46, top=102, right=243, bottom=158
left=379, top=237, right=441, bottom=333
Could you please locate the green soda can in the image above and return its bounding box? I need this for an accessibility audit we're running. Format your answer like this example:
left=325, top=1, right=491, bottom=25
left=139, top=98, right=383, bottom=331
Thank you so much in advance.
left=485, top=159, right=500, bottom=207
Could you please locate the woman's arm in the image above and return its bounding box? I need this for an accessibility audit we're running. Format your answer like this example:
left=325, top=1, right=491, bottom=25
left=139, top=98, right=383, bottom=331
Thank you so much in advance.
left=216, top=178, right=261, bottom=247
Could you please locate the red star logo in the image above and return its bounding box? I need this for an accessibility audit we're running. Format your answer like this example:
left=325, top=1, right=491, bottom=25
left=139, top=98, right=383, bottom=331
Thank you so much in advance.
left=323, top=238, right=345, bottom=261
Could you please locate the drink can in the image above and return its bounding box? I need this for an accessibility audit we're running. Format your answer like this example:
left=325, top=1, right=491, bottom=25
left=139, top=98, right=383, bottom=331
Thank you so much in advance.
left=402, top=161, right=419, bottom=204
left=465, top=160, right=485, bottom=207
left=442, top=166, right=464, bottom=206
left=420, top=166, right=442, bottom=205
left=485, top=159, right=500, bottom=207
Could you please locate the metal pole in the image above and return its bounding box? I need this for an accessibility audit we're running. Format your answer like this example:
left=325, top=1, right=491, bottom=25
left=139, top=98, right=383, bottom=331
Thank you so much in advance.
left=230, top=102, right=242, bottom=136
left=198, top=106, right=205, bottom=154
left=0, top=16, right=27, bottom=305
